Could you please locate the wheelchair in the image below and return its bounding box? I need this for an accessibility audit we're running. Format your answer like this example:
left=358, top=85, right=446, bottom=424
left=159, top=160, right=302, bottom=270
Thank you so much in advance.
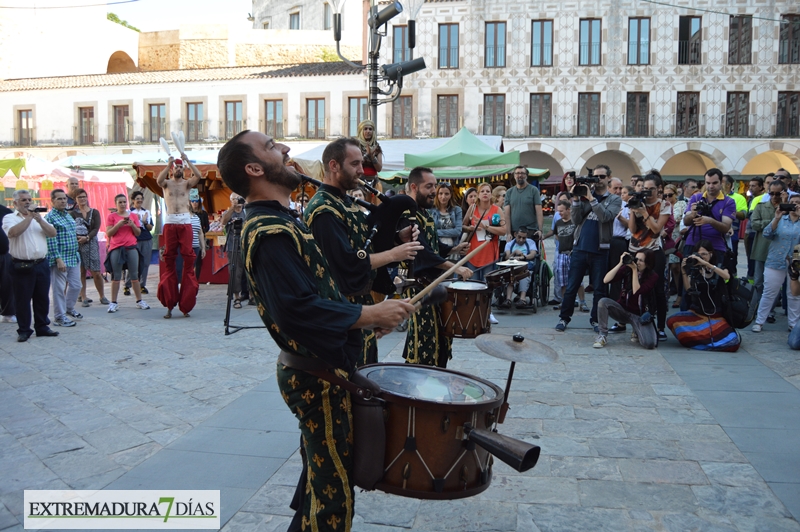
left=489, top=233, right=551, bottom=313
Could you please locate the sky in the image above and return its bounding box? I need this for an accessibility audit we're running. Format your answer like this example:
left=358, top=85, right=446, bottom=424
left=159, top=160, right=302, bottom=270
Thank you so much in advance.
left=108, top=0, right=253, bottom=32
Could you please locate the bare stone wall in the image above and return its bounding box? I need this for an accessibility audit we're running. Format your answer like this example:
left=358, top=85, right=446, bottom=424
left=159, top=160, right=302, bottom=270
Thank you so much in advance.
left=179, top=40, right=229, bottom=69
left=235, top=44, right=361, bottom=66
left=139, top=44, right=180, bottom=71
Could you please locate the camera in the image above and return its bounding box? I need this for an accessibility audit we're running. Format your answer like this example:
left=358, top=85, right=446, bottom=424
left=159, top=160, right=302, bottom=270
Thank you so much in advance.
left=622, top=253, right=634, bottom=265
left=779, top=203, right=796, bottom=214
left=33, top=207, right=48, bottom=213
left=626, top=190, right=651, bottom=210
left=237, top=197, right=246, bottom=205
left=573, top=176, right=599, bottom=197
left=685, top=256, right=699, bottom=269
left=791, top=245, right=800, bottom=275
left=694, top=198, right=713, bottom=217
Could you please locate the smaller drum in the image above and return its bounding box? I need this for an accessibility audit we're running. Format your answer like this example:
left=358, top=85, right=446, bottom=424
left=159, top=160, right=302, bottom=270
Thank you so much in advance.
left=439, top=280, right=492, bottom=338
left=486, top=264, right=529, bottom=288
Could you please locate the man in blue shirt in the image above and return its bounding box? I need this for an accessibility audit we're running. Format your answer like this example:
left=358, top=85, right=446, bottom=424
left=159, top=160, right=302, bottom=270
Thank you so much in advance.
left=45, top=189, right=82, bottom=327
left=555, top=165, right=622, bottom=332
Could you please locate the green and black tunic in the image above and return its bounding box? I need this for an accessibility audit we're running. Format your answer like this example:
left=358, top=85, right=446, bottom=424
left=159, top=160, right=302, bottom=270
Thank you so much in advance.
left=305, top=184, right=378, bottom=366
left=242, top=200, right=361, bottom=532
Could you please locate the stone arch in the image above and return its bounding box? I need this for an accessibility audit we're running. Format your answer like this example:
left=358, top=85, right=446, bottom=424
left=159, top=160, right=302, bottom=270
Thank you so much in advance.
left=513, top=142, right=571, bottom=176
left=107, top=51, right=137, bottom=74
left=734, top=142, right=800, bottom=175
left=653, top=142, right=733, bottom=173
left=572, top=142, right=650, bottom=179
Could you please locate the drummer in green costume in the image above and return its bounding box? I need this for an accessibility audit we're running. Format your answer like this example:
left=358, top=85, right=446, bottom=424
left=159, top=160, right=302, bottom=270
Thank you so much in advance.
left=403, top=167, right=472, bottom=368
left=305, top=138, right=422, bottom=366
left=217, top=130, right=414, bottom=532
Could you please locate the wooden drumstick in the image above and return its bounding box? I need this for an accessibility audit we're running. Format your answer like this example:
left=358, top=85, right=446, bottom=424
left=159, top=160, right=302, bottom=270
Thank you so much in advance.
left=409, top=239, right=491, bottom=306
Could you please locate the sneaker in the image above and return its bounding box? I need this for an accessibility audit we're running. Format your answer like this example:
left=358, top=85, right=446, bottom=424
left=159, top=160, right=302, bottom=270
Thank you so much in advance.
left=54, top=317, right=76, bottom=327
left=141, top=287, right=149, bottom=295
left=489, top=313, right=499, bottom=325
left=751, top=323, right=762, bottom=333
left=107, top=302, right=119, bottom=313
left=631, top=332, right=639, bottom=343
left=657, top=330, right=668, bottom=342
left=767, top=313, right=776, bottom=324
left=555, top=319, right=568, bottom=332
left=81, top=300, right=91, bottom=308
left=0, top=315, right=16, bottom=323
left=123, top=287, right=131, bottom=296
left=579, top=301, right=590, bottom=313
left=83, top=298, right=93, bottom=304
left=547, top=299, right=560, bottom=306
left=65, top=309, right=83, bottom=319
left=593, top=335, right=607, bottom=348
left=100, top=297, right=110, bottom=305
left=590, top=320, right=599, bottom=333
left=136, top=300, right=151, bottom=310
left=609, top=323, right=626, bottom=333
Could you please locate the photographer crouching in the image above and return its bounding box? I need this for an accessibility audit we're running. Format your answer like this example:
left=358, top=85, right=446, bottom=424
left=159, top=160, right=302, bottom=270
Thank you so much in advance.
left=593, top=249, right=659, bottom=349
left=789, top=245, right=800, bottom=350
left=666, top=239, right=741, bottom=351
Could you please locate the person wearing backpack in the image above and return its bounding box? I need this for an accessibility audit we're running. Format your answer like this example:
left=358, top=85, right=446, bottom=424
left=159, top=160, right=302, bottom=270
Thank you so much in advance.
left=667, top=239, right=741, bottom=351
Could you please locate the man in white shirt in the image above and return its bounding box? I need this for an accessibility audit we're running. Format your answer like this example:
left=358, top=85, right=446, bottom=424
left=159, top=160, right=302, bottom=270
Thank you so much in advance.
left=2, top=190, right=58, bottom=342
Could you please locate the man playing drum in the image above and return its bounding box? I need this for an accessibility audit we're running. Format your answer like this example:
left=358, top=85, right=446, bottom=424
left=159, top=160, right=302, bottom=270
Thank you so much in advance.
left=305, top=138, right=422, bottom=366
left=156, top=154, right=202, bottom=318
left=217, top=130, right=414, bottom=532
left=402, top=167, right=472, bottom=368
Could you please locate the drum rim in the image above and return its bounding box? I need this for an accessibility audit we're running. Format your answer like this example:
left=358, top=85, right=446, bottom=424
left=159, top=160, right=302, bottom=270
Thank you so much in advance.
left=447, top=280, right=491, bottom=292
left=357, top=363, right=504, bottom=410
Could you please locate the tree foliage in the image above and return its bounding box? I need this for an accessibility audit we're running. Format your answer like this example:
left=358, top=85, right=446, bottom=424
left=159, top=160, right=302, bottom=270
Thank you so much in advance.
left=107, top=12, right=140, bottom=32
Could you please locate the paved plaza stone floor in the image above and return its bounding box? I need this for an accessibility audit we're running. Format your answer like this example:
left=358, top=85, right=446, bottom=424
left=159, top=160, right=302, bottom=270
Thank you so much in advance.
left=2, top=252, right=800, bottom=531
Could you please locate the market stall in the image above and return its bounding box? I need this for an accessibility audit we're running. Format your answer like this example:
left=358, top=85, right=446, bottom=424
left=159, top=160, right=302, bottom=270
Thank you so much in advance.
left=378, top=128, right=549, bottom=195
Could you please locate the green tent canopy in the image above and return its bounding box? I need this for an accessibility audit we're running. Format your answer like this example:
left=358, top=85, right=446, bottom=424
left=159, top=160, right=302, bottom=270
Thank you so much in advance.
left=0, top=158, right=26, bottom=178
left=379, top=128, right=549, bottom=184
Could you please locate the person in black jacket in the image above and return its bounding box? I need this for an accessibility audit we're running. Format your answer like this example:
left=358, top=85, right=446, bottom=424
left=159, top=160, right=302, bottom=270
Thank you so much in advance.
left=0, top=204, right=14, bottom=323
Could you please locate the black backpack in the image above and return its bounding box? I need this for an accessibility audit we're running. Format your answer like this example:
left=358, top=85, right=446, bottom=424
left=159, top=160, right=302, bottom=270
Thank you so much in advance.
left=721, top=277, right=754, bottom=329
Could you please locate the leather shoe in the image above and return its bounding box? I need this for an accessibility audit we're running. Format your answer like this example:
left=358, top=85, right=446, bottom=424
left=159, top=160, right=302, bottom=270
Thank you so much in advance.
left=36, top=329, right=59, bottom=337
left=17, top=333, right=30, bottom=342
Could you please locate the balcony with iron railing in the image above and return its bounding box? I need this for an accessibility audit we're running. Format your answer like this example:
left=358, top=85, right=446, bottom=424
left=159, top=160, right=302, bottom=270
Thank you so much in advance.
left=678, top=40, right=702, bottom=65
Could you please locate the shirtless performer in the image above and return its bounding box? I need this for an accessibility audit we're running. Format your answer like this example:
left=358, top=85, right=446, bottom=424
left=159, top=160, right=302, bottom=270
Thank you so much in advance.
left=156, top=154, right=202, bottom=318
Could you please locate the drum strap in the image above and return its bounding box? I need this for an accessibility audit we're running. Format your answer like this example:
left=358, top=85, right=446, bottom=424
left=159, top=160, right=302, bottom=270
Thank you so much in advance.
left=278, top=350, right=373, bottom=399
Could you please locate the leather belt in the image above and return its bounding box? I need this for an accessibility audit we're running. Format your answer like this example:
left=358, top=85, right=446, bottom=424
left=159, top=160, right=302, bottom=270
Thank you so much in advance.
left=12, top=258, right=45, bottom=265
left=278, top=350, right=373, bottom=399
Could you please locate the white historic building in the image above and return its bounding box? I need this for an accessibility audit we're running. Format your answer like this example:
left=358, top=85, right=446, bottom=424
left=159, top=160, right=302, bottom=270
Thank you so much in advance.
left=2, top=0, right=799, bottom=180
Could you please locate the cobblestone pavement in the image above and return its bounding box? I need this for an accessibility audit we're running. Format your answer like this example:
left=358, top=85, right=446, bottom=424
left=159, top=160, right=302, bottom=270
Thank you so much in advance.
left=1, top=255, right=799, bottom=531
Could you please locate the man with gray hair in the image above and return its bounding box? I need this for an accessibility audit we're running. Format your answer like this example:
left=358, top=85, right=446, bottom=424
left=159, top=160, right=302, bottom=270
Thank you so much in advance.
left=66, top=176, right=80, bottom=211
left=2, top=190, right=58, bottom=342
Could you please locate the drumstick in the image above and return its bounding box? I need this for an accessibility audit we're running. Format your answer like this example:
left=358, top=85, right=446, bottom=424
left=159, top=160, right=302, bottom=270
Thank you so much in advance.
left=409, top=239, right=492, bottom=305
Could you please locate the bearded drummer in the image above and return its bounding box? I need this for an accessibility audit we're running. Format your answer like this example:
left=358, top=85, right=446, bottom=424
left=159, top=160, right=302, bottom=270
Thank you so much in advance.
left=403, top=167, right=472, bottom=368
left=305, top=138, right=422, bottom=366
left=217, top=131, right=414, bottom=532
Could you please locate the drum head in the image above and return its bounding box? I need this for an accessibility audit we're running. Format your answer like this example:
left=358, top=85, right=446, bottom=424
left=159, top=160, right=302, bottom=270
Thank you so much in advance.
left=497, top=260, right=527, bottom=267
left=448, top=280, right=489, bottom=291
left=359, top=364, right=500, bottom=405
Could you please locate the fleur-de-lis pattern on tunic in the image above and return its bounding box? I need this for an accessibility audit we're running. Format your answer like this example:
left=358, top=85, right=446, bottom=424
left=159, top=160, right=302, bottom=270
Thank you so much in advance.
left=305, top=187, right=380, bottom=367
left=402, top=209, right=453, bottom=368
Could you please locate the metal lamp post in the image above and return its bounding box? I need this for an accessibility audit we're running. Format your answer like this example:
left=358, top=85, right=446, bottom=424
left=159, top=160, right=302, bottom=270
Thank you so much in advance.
left=328, top=0, right=426, bottom=126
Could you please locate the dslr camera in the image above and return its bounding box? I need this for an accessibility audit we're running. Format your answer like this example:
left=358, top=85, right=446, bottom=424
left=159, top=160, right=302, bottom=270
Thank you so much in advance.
left=573, top=167, right=599, bottom=197
left=622, top=253, right=635, bottom=265
left=694, top=198, right=713, bottom=217
left=237, top=197, right=246, bottom=205
left=626, top=189, right=652, bottom=210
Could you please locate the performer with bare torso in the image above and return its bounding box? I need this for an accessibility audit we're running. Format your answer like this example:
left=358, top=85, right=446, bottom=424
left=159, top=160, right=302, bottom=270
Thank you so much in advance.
left=156, top=154, right=202, bottom=318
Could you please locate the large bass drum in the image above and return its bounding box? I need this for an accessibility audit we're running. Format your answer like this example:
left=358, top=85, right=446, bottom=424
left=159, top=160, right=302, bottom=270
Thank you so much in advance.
left=354, top=363, right=504, bottom=499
